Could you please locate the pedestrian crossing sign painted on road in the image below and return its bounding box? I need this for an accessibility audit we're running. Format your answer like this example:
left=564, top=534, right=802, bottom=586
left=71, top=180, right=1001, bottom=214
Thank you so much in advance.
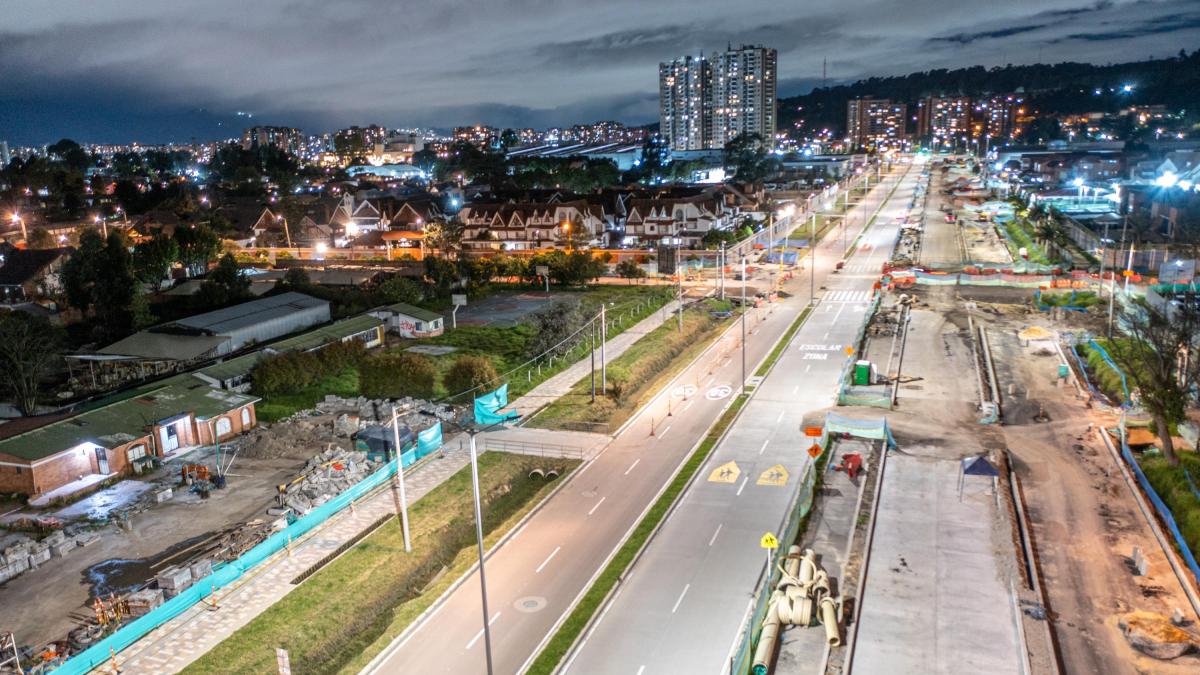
left=760, top=533, right=779, bottom=549
left=757, top=464, right=789, bottom=486
left=708, top=460, right=741, bottom=484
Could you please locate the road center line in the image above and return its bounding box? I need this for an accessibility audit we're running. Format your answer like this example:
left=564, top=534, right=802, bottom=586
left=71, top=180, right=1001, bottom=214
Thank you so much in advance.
left=776, top=410, right=785, bottom=423
left=465, top=612, right=501, bottom=649
left=684, top=399, right=695, bottom=412
left=588, top=497, right=606, bottom=516
left=657, top=425, right=671, bottom=439
left=805, top=364, right=811, bottom=373
left=759, top=439, right=770, bottom=455
left=637, top=666, right=646, bottom=675
left=736, top=476, right=749, bottom=496
left=792, top=385, right=799, bottom=395
left=535, top=547, right=561, bottom=574
left=709, top=523, right=723, bottom=546
left=624, top=458, right=640, bottom=475
left=671, top=584, right=691, bottom=614
left=704, top=376, right=714, bottom=388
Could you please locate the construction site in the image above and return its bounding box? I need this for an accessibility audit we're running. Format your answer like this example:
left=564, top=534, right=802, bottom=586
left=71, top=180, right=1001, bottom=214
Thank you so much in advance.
left=746, top=156, right=1200, bottom=675
left=0, top=393, right=452, bottom=671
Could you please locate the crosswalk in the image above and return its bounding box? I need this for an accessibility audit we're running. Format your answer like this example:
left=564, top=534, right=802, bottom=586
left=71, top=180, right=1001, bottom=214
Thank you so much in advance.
left=840, top=262, right=879, bottom=274
left=823, top=289, right=872, bottom=303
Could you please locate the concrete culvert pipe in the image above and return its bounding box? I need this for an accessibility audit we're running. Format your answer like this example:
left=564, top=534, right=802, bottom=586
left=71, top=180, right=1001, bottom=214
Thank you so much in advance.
left=820, top=597, right=841, bottom=646
left=528, top=468, right=545, bottom=480
left=545, top=469, right=560, bottom=479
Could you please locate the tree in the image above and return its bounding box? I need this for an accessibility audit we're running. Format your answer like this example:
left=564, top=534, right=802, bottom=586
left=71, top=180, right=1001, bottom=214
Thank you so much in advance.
left=132, top=234, right=179, bottom=286
left=360, top=353, right=437, bottom=399
left=524, top=298, right=586, bottom=358
left=276, top=267, right=312, bottom=290
left=443, top=355, right=499, bottom=400
left=424, top=256, right=458, bottom=296
left=194, top=254, right=251, bottom=308
left=0, top=312, right=63, bottom=415
left=723, top=133, right=779, bottom=182
left=616, top=259, right=648, bottom=284
left=62, top=229, right=141, bottom=337
left=1107, top=297, right=1200, bottom=466
left=377, top=276, right=424, bottom=305
left=62, top=229, right=107, bottom=311
left=47, top=138, right=91, bottom=173
left=26, top=228, right=55, bottom=249
left=175, top=224, right=221, bottom=276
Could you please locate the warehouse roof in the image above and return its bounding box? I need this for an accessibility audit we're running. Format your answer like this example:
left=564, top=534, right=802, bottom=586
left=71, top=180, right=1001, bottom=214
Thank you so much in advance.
left=271, top=314, right=383, bottom=352
left=168, top=292, right=328, bottom=335
left=194, top=352, right=264, bottom=384
left=0, top=382, right=258, bottom=462
left=97, top=332, right=230, bottom=361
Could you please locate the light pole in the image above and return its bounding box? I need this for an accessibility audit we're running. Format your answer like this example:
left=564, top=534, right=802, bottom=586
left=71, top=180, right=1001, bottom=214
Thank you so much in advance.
left=390, top=406, right=412, bottom=553
left=810, top=212, right=817, bottom=304
left=741, top=255, right=747, bottom=389
left=419, top=411, right=514, bottom=675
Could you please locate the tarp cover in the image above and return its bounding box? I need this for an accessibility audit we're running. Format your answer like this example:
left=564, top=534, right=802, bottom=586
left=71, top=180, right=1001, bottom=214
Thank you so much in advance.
left=961, top=455, right=1000, bottom=477
left=473, top=384, right=519, bottom=426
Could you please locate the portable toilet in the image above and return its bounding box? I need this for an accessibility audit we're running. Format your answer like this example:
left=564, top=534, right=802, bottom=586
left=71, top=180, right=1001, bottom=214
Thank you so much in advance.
left=354, top=424, right=414, bottom=462
left=853, top=360, right=872, bottom=386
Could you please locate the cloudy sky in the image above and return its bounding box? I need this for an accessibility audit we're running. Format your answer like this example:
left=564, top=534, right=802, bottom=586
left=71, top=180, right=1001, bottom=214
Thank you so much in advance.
left=1, top=0, right=1198, bottom=145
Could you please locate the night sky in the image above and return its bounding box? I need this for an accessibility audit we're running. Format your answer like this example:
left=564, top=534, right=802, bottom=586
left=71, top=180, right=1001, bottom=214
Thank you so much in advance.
left=1, top=0, right=1198, bottom=145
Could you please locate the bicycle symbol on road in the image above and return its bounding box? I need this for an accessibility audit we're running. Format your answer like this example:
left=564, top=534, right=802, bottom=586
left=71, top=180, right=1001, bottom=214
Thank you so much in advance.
left=672, top=384, right=698, bottom=399
left=706, top=385, right=732, bottom=400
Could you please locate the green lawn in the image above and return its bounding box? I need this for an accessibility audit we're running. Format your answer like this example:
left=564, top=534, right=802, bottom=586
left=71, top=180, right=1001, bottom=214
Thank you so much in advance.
left=1000, top=218, right=1051, bottom=265
left=1138, top=451, right=1200, bottom=568
left=182, top=452, right=578, bottom=675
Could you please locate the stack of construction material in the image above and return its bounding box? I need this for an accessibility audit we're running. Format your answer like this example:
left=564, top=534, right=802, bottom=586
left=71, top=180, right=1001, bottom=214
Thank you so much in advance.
left=280, top=447, right=382, bottom=516
left=0, top=534, right=33, bottom=582
left=45, top=530, right=76, bottom=558
left=125, top=588, right=165, bottom=617
left=156, top=565, right=193, bottom=598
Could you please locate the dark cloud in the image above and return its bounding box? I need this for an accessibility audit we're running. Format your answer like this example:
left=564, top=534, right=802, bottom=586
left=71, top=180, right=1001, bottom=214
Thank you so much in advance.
left=0, top=0, right=1197, bottom=145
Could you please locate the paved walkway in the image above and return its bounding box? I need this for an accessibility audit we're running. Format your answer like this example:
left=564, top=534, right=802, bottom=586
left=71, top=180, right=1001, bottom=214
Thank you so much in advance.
left=509, top=300, right=680, bottom=417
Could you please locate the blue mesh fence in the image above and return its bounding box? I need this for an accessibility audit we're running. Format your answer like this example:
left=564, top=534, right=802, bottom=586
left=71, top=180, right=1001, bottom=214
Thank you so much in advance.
left=52, top=423, right=444, bottom=675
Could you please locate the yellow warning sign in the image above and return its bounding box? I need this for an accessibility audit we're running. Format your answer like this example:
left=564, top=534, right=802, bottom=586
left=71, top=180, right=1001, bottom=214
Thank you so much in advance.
left=760, top=532, right=779, bottom=549
left=757, top=464, right=789, bottom=487
left=708, top=461, right=741, bottom=484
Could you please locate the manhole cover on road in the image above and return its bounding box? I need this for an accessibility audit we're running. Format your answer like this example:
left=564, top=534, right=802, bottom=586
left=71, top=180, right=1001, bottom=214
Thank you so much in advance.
left=706, top=385, right=732, bottom=400
left=515, top=596, right=547, bottom=613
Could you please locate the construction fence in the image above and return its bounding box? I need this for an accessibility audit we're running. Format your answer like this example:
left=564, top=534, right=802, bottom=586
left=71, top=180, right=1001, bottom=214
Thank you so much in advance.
left=728, top=413, right=896, bottom=674
left=50, top=423, right=445, bottom=675
left=836, top=290, right=889, bottom=408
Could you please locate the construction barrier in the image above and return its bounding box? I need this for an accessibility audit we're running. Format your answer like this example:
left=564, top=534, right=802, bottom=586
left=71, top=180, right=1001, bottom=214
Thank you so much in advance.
left=51, top=423, right=444, bottom=675
left=1118, top=418, right=1200, bottom=586
left=834, top=291, right=885, bottom=407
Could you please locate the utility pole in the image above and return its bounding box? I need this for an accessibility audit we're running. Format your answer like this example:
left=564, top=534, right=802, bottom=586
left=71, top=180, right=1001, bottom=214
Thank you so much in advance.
left=810, top=212, right=817, bottom=305
left=389, top=407, right=412, bottom=553
left=590, top=317, right=596, bottom=403
left=719, top=242, right=726, bottom=301
left=600, top=303, right=607, bottom=393
left=741, top=255, right=747, bottom=389
left=467, top=430, right=494, bottom=675
left=677, top=250, right=683, bottom=334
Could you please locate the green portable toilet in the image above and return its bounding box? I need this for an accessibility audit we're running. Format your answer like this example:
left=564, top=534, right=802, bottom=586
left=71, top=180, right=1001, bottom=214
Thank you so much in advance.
left=854, top=360, right=872, bottom=386
left=1057, top=364, right=1069, bottom=379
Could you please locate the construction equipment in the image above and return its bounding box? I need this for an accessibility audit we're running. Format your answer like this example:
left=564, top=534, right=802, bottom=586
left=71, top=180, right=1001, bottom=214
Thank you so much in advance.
left=181, top=464, right=209, bottom=484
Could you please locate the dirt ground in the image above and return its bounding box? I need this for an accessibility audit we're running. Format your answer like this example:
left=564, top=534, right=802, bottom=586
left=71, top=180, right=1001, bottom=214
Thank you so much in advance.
left=0, top=417, right=345, bottom=648
left=896, top=283, right=1200, bottom=673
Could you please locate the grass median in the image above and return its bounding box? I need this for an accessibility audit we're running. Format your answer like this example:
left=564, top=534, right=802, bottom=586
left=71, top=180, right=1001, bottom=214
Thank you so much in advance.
left=181, top=452, right=577, bottom=675
left=528, top=303, right=733, bottom=432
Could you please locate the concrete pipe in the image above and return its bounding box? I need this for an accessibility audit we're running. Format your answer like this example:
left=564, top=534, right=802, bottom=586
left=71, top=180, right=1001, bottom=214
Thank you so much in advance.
left=753, top=594, right=784, bottom=675
left=545, top=469, right=560, bottom=479
left=528, top=468, right=545, bottom=480
left=819, top=597, right=841, bottom=646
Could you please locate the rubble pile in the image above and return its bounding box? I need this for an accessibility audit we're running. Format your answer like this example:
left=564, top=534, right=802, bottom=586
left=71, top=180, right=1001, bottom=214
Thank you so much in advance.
left=277, top=446, right=385, bottom=517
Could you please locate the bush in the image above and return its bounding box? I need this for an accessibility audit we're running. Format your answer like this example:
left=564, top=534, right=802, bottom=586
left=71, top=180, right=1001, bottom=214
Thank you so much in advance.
left=377, top=276, right=424, bottom=305
left=606, top=366, right=631, bottom=404
left=360, top=352, right=437, bottom=399
left=251, top=340, right=366, bottom=396
left=443, top=355, right=499, bottom=400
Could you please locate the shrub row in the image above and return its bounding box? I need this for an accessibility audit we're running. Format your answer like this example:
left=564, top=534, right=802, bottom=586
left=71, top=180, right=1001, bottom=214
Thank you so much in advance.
left=250, top=341, right=366, bottom=396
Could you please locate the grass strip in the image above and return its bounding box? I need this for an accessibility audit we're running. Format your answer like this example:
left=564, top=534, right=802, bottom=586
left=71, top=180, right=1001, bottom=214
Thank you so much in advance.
left=181, top=452, right=578, bottom=675
left=526, top=393, right=750, bottom=675
left=1138, top=452, right=1200, bottom=563
left=255, top=368, right=358, bottom=423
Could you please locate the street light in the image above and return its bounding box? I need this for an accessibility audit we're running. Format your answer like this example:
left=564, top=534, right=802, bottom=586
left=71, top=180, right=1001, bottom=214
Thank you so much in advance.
left=419, top=409, right=513, bottom=675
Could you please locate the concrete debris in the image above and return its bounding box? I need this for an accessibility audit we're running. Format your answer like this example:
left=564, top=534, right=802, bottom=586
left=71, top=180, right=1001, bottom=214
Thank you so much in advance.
left=50, top=540, right=77, bottom=558
left=155, top=565, right=193, bottom=591
left=126, top=588, right=164, bottom=617
left=1119, top=611, right=1196, bottom=660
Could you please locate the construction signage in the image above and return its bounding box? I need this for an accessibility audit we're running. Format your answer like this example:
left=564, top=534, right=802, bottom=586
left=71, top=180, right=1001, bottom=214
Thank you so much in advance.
left=807, top=444, right=822, bottom=458
left=760, top=532, right=779, bottom=549
left=804, top=427, right=823, bottom=437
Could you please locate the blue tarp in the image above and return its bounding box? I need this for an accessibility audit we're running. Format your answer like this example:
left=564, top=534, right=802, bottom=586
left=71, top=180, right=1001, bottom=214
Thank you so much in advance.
left=473, top=384, right=518, bottom=426
left=53, top=424, right=444, bottom=675
left=1119, top=424, right=1200, bottom=587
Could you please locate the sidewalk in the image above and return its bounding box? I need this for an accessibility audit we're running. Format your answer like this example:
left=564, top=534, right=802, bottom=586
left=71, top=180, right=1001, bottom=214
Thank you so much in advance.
left=509, top=299, right=680, bottom=417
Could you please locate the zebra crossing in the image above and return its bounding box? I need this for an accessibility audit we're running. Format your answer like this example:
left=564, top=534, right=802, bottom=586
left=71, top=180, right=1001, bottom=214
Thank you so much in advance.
left=840, top=261, right=879, bottom=274
left=823, top=289, right=872, bottom=304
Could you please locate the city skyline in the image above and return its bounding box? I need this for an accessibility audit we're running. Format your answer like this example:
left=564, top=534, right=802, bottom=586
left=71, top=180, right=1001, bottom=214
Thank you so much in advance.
left=2, top=0, right=1199, bottom=146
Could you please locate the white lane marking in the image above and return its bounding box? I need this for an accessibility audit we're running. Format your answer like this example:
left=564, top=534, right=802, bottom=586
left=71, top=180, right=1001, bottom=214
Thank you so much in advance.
left=736, top=476, right=749, bottom=496
left=658, top=425, right=671, bottom=439
left=704, top=377, right=714, bottom=388
left=776, top=410, right=785, bottom=423
left=709, top=523, right=723, bottom=546
left=684, top=399, right=695, bottom=412
left=588, top=497, right=607, bottom=516
left=805, top=364, right=811, bottom=373
left=536, top=547, right=561, bottom=573
left=637, top=667, right=646, bottom=675
left=759, top=439, right=770, bottom=455
left=465, top=612, right=501, bottom=649
left=671, top=584, right=691, bottom=614
left=792, top=385, right=799, bottom=394
left=823, top=331, right=829, bottom=339
left=624, top=458, right=640, bottom=475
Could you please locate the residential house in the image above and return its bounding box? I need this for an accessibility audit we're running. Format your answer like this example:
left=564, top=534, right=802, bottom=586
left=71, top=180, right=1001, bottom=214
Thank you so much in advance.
left=369, top=303, right=445, bottom=338
left=0, top=247, right=71, bottom=303
left=458, top=200, right=606, bottom=251
left=620, top=196, right=732, bottom=248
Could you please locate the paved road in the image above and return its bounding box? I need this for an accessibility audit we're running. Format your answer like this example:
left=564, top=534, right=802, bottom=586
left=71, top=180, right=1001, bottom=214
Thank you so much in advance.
left=919, top=159, right=963, bottom=266
left=563, top=161, right=924, bottom=675
left=361, top=168, right=906, bottom=675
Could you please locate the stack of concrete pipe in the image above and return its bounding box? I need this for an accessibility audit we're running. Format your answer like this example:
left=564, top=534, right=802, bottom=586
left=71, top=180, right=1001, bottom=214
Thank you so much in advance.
left=752, top=546, right=841, bottom=674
